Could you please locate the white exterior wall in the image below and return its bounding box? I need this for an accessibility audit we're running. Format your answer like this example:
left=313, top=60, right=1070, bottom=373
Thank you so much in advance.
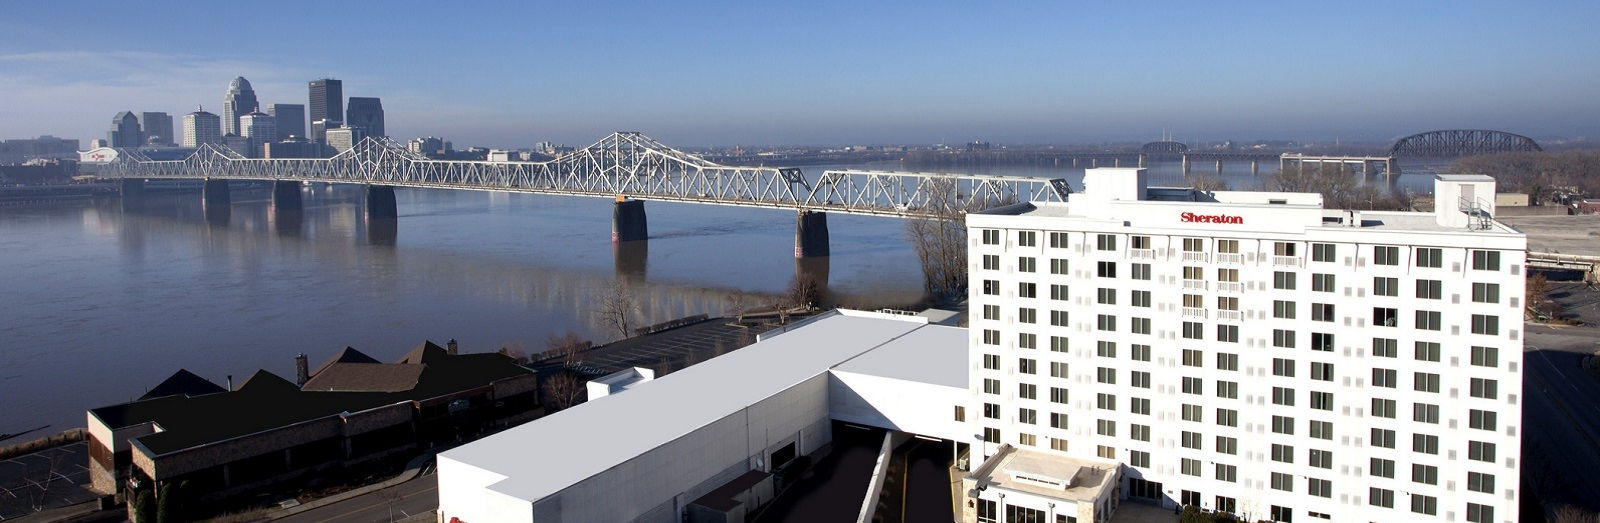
left=828, top=370, right=967, bottom=441
left=966, top=190, right=1523, bottom=522
left=437, top=457, right=530, bottom=523
left=528, top=373, right=832, bottom=522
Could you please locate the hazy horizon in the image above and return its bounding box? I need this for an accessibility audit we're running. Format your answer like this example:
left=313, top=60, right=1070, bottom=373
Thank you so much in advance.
left=2, top=2, right=1597, bottom=149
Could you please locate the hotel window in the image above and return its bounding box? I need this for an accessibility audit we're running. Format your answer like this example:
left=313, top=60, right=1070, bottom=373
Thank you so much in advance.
left=1308, top=478, right=1332, bottom=498
left=1413, top=372, right=1440, bottom=393
left=1096, top=261, right=1116, bottom=278
left=1049, top=336, right=1069, bottom=353
left=981, top=229, right=1000, bottom=245
left=1050, top=438, right=1069, bottom=452
left=1018, top=282, right=1036, bottom=298
left=1374, top=276, right=1399, bottom=297
left=1129, top=450, right=1149, bottom=468
left=1096, top=234, right=1117, bottom=251
left=1018, top=256, right=1036, bottom=273
left=977, top=499, right=997, bottom=523
left=1096, top=367, right=1115, bottom=384
left=1270, top=507, right=1293, bottom=523
left=1218, top=267, right=1239, bottom=284
left=1374, top=245, right=1399, bottom=265
left=954, top=406, right=965, bottom=422
left=1310, top=332, right=1334, bottom=351
left=1132, top=344, right=1152, bottom=362
left=982, top=304, right=999, bottom=320
left=1372, top=337, right=1398, bottom=358
left=1097, top=445, right=1115, bottom=459
left=1183, top=266, right=1204, bottom=281
left=1018, top=308, right=1036, bottom=324
left=1181, top=431, right=1202, bottom=449
left=983, top=403, right=1000, bottom=419
left=1182, top=377, right=1203, bottom=395
left=1050, top=362, right=1068, bottom=378
left=982, top=254, right=999, bottom=270
left=1182, top=349, right=1203, bottom=367
left=1217, top=239, right=1239, bottom=254
left=1050, top=387, right=1069, bottom=404
left=1472, top=250, right=1501, bottom=271
left=1097, top=341, right=1117, bottom=358
left=1415, top=341, right=1440, bottom=362
left=982, top=329, right=1000, bottom=345
left=1048, top=232, right=1069, bottom=248
left=982, top=354, right=1000, bottom=370
left=1216, top=352, right=1238, bottom=371
left=1471, top=346, right=1499, bottom=367
left=1373, top=307, right=1397, bottom=327
left=1183, top=237, right=1204, bottom=252
left=1131, top=262, right=1151, bottom=280
left=1131, top=290, right=1151, bottom=307
left=1420, top=406, right=1451, bottom=429
left=1371, top=428, right=1395, bottom=448
left=1270, top=472, right=1293, bottom=491
left=1311, top=273, right=1335, bottom=292
left=1416, top=279, right=1442, bottom=300
left=1273, top=271, right=1295, bottom=290
left=1182, top=321, right=1203, bottom=340
left=1472, top=314, right=1499, bottom=335
left=1413, top=433, right=1439, bottom=454
left=1310, top=391, right=1333, bottom=411
left=1369, top=487, right=1394, bottom=508
left=1217, top=296, right=1239, bottom=312
left=1131, top=235, right=1151, bottom=249
left=1182, top=293, right=1203, bottom=309
left=1096, top=314, right=1116, bottom=331
left=1050, top=258, right=1068, bottom=274
left=1049, top=310, right=1068, bottom=326
left=1271, top=415, right=1294, bottom=435
left=1370, top=457, right=1395, bottom=478
left=1272, top=386, right=1295, bottom=406
left=1217, top=324, right=1239, bottom=343
left=1412, top=463, right=1439, bottom=485
left=1096, top=418, right=1116, bottom=436
left=1050, top=284, right=1069, bottom=300
left=1181, top=458, right=1202, bottom=477
left=1216, top=436, right=1237, bottom=455
left=1018, top=231, right=1036, bottom=247
left=1311, top=303, right=1334, bottom=322
left=1469, top=409, right=1497, bottom=431
left=983, top=427, right=1001, bottom=443
left=1274, top=241, right=1297, bottom=257
left=1309, top=420, right=1333, bottom=440
left=1130, top=397, right=1150, bottom=415
left=1373, top=368, right=1397, bottom=388
left=1051, top=412, right=1069, bottom=429
left=1018, top=383, right=1036, bottom=400
left=1415, top=247, right=1442, bottom=268
left=1372, top=398, right=1396, bottom=418
left=1096, top=287, right=1116, bottom=304
left=1018, top=433, right=1036, bottom=446
left=1468, top=441, right=1497, bottom=462
left=1272, top=329, right=1296, bottom=348
left=1311, top=242, right=1335, bottom=262
left=981, top=279, right=998, bottom=295
left=1273, top=300, right=1296, bottom=319
left=1018, top=332, right=1036, bottom=349
left=1182, top=404, right=1203, bottom=422
left=1216, top=380, right=1238, bottom=399
left=1472, top=282, right=1500, bottom=303
left=1216, top=408, right=1238, bottom=427
left=1470, top=378, right=1498, bottom=399
left=982, top=379, right=1000, bottom=395
left=1467, top=503, right=1494, bottom=523
left=1018, top=358, right=1036, bottom=375
left=1018, top=408, right=1037, bottom=425
left=1272, top=358, right=1295, bottom=377
left=1415, top=310, right=1441, bottom=330
left=1271, top=444, right=1294, bottom=463
left=1310, top=362, right=1334, bottom=381
left=1467, top=471, right=1495, bottom=493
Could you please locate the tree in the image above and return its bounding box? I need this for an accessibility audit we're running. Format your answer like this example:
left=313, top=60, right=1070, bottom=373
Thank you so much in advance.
left=156, top=481, right=183, bottom=523
left=726, top=291, right=749, bottom=323
left=133, top=489, right=156, bottom=523
left=542, top=331, right=589, bottom=363
left=788, top=271, right=822, bottom=312
left=541, top=371, right=587, bottom=412
left=905, top=175, right=968, bottom=299
left=497, top=344, right=528, bottom=364
left=597, top=279, right=639, bottom=339
left=1184, top=171, right=1229, bottom=192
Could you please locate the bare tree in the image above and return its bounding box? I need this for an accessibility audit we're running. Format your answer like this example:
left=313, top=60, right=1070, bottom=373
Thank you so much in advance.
left=1550, top=505, right=1598, bottom=523
left=542, top=331, right=589, bottom=363
left=905, top=175, right=968, bottom=299
left=497, top=343, right=529, bottom=364
left=1184, top=171, right=1229, bottom=192
left=597, top=279, right=639, bottom=339
left=726, top=291, right=749, bottom=323
left=541, top=371, right=587, bottom=412
left=788, top=271, right=822, bottom=312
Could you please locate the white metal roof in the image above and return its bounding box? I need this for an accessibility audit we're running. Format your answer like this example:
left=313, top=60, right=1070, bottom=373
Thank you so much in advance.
left=831, top=323, right=967, bottom=389
left=439, top=310, right=941, bottom=504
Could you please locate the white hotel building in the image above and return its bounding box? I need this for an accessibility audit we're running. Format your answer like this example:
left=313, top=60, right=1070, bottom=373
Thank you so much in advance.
left=965, top=169, right=1523, bottom=522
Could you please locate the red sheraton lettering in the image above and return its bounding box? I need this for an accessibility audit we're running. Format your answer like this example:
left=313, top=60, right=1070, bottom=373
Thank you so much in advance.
left=1180, top=212, right=1243, bottom=224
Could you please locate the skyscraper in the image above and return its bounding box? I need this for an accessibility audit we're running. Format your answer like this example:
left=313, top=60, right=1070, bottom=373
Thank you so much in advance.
left=308, top=78, right=343, bottom=142
left=139, top=112, right=174, bottom=146
left=239, top=112, right=276, bottom=158
left=267, top=103, right=306, bottom=140
left=345, top=97, right=385, bottom=138
left=222, top=77, right=259, bottom=136
left=182, top=110, right=222, bottom=148
left=108, top=112, right=141, bottom=147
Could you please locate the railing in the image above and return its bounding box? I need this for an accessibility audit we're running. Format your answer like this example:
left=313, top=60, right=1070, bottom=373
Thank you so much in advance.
left=1272, top=256, right=1302, bottom=267
left=1216, top=310, right=1243, bottom=322
left=1181, top=307, right=1208, bottom=319
left=1216, top=282, right=1243, bottom=293
left=1183, top=280, right=1207, bottom=290
left=1181, top=251, right=1207, bottom=262
left=1129, top=248, right=1156, bottom=260
left=1216, top=253, right=1244, bottom=264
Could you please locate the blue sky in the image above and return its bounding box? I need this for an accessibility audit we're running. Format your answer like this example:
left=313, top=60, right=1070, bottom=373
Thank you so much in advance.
left=1, top=1, right=1596, bottom=147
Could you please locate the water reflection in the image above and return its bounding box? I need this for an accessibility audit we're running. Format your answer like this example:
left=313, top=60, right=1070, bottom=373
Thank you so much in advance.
left=614, top=240, right=648, bottom=282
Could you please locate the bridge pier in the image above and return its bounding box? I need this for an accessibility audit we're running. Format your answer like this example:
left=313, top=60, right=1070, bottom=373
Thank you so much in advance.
left=794, top=256, right=831, bottom=309
left=1113, top=157, right=1121, bottom=168
left=612, top=198, right=648, bottom=242
left=1181, top=155, right=1190, bottom=175
left=614, top=239, right=648, bottom=283
left=1250, top=160, right=1259, bottom=177
left=202, top=179, right=231, bottom=224
left=272, top=181, right=303, bottom=212
left=795, top=210, right=830, bottom=258
left=119, top=178, right=145, bottom=212
left=365, top=185, right=398, bottom=220
left=1071, top=158, right=1078, bottom=168
left=1214, top=160, right=1223, bottom=176
left=1138, top=154, right=1146, bottom=168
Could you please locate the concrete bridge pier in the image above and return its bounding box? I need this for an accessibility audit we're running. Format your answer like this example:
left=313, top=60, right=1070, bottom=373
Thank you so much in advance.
left=272, top=181, right=303, bottom=212
left=612, top=198, right=648, bottom=242
left=614, top=239, right=648, bottom=283
left=203, top=178, right=231, bottom=223
left=795, top=210, right=830, bottom=258
left=1071, top=158, right=1078, bottom=168
left=1113, top=157, right=1121, bottom=168
left=1250, top=160, right=1259, bottom=177
left=1214, top=159, right=1223, bottom=176
left=119, top=178, right=145, bottom=212
left=1138, top=154, right=1146, bottom=168
left=1181, top=155, right=1190, bottom=175
left=365, top=185, right=398, bottom=220
left=794, top=255, right=832, bottom=309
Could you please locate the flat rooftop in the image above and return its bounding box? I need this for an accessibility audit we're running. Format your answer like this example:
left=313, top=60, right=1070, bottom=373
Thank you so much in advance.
left=1498, top=214, right=1600, bottom=257
left=967, top=445, right=1117, bottom=503
left=441, top=309, right=965, bottom=504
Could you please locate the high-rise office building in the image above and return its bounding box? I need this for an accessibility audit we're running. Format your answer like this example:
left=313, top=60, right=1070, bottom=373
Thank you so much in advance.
left=182, top=110, right=222, bottom=148
left=222, top=77, right=259, bottom=137
left=267, top=103, right=306, bottom=140
left=239, top=112, right=276, bottom=158
left=345, top=97, right=385, bottom=138
left=323, top=126, right=366, bottom=154
left=139, top=112, right=174, bottom=146
left=310, top=119, right=342, bottom=146
left=308, top=78, right=343, bottom=141
left=964, top=169, right=1523, bottom=522
left=108, top=112, right=141, bottom=148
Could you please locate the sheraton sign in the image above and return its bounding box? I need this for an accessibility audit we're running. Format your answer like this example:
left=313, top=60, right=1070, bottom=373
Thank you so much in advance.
left=1180, top=212, right=1243, bottom=225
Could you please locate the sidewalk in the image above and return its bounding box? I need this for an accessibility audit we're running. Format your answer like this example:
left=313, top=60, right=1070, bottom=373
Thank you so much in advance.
left=269, top=453, right=434, bottom=520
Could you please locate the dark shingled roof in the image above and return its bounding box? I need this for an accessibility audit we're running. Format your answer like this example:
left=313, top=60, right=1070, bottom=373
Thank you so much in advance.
left=92, top=341, right=533, bottom=457
left=311, top=346, right=380, bottom=376
left=139, top=369, right=226, bottom=400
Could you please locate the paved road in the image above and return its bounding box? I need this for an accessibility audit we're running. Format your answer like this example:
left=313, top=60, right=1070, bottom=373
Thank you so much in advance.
left=754, top=426, right=882, bottom=523
left=276, top=472, right=438, bottom=523
left=1521, top=282, right=1600, bottom=514
left=901, top=439, right=955, bottom=523
left=0, top=442, right=97, bottom=520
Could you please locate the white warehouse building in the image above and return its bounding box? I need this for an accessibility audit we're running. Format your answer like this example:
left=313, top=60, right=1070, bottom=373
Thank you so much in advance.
left=964, top=169, right=1523, bottom=523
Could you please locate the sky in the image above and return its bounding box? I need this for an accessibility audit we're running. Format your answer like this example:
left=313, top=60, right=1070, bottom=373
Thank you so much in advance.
left=1, top=1, right=1596, bottom=148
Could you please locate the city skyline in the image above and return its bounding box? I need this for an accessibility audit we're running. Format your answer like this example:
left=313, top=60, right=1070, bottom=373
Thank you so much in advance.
left=1, top=2, right=1596, bottom=148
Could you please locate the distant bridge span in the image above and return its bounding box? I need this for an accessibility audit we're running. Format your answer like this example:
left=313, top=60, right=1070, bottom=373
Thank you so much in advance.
left=104, top=132, right=1068, bottom=219
left=1388, top=130, right=1542, bottom=157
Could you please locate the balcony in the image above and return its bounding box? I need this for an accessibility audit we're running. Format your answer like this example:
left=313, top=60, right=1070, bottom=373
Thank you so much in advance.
left=1181, top=251, right=1207, bottom=263
left=1216, top=281, right=1243, bottom=293
left=1273, top=256, right=1302, bottom=267
left=1181, top=307, right=1208, bottom=319
left=1216, top=310, right=1243, bottom=322
left=1216, top=253, right=1244, bottom=264
left=1182, top=280, right=1207, bottom=291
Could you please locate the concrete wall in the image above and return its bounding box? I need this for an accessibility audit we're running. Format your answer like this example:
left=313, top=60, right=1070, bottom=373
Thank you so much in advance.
left=828, top=370, right=968, bottom=441
left=436, top=456, right=530, bottom=523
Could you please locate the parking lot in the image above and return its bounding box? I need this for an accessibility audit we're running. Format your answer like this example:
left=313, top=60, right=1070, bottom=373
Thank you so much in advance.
left=0, top=441, right=99, bottom=519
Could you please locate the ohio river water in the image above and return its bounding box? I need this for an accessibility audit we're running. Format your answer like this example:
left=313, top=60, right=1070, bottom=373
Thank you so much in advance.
left=0, top=159, right=1433, bottom=435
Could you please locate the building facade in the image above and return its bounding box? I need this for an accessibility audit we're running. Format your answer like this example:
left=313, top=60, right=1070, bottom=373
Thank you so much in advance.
left=345, top=97, right=385, bottom=138
left=324, top=126, right=366, bottom=153
left=139, top=112, right=174, bottom=146
left=238, top=112, right=276, bottom=158
left=268, top=103, right=306, bottom=141
left=308, top=78, right=343, bottom=141
left=182, top=110, right=222, bottom=148
left=221, top=77, right=258, bottom=137
left=108, top=111, right=141, bottom=148
left=0, top=136, right=80, bottom=164
left=965, top=169, right=1523, bottom=523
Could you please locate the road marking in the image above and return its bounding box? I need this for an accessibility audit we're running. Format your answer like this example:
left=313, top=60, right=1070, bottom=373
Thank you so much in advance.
left=308, top=482, right=439, bottom=523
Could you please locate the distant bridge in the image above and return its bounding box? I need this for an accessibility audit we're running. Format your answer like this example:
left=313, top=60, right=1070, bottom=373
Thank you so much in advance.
left=1388, top=130, right=1542, bottom=157
left=102, top=132, right=1069, bottom=257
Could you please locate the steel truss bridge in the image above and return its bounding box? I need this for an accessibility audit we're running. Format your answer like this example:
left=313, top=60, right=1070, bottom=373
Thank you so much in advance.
left=102, top=132, right=1069, bottom=218
left=1388, top=130, right=1543, bottom=157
